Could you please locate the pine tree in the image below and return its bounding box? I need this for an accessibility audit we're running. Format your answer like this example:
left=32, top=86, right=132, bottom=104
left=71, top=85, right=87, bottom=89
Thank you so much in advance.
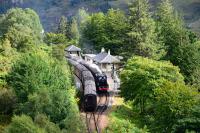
left=156, top=0, right=188, bottom=60
left=157, top=0, right=200, bottom=84
left=70, top=18, right=80, bottom=42
left=127, top=0, right=163, bottom=59
left=57, top=16, right=68, bottom=35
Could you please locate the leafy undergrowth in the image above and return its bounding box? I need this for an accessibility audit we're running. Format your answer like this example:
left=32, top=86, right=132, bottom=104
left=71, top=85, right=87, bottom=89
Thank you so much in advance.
left=104, top=98, right=148, bottom=133
left=0, top=115, right=11, bottom=133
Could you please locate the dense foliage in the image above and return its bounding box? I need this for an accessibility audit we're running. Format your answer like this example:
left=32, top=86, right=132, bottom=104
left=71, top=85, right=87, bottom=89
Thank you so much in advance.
left=83, top=9, right=128, bottom=55
left=154, top=81, right=199, bottom=132
left=121, top=56, right=184, bottom=113
left=5, top=115, right=44, bottom=133
left=0, top=8, right=43, bottom=51
left=0, top=8, right=83, bottom=133
left=1, top=0, right=200, bottom=132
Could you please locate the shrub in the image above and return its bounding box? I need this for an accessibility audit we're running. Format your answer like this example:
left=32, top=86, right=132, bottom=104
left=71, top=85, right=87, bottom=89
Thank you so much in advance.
left=5, top=115, right=44, bottom=133
left=0, top=88, right=16, bottom=115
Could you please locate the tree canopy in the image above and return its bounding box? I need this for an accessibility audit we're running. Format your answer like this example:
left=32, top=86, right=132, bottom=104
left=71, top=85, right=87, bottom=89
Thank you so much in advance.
left=120, top=56, right=184, bottom=113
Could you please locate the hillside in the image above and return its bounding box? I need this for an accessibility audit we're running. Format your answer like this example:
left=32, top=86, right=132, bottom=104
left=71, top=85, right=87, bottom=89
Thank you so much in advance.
left=0, top=0, right=200, bottom=32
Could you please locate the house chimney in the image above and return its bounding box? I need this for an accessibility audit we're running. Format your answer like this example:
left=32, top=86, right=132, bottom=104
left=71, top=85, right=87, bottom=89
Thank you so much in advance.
left=101, top=47, right=105, bottom=53
left=108, top=49, right=110, bottom=55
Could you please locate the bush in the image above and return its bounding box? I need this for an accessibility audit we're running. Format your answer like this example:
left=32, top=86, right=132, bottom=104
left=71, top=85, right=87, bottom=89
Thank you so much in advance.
left=105, top=100, right=148, bottom=133
left=34, top=114, right=61, bottom=133
left=5, top=115, right=44, bottom=133
left=18, top=88, right=79, bottom=126
left=0, top=88, right=16, bottom=115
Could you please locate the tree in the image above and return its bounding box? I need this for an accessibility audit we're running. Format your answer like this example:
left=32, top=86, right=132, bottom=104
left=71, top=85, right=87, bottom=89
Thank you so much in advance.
left=5, top=115, right=44, bottom=133
left=57, top=16, right=68, bottom=35
left=6, top=53, right=72, bottom=102
left=0, top=8, right=43, bottom=38
left=104, top=9, right=128, bottom=54
left=127, top=0, right=163, bottom=59
left=154, top=81, right=199, bottom=132
left=120, top=56, right=184, bottom=113
left=69, top=18, right=79, bottom=42
left=171, top=42, right=200, bottom=83
left=156, top=0, right=200, bottom=85
left=83, top=12, right=106, bottom=50
left=19, top=88, right=80, bottom=129
left=156, top=0, right=188, bottom=60
left=34, top=114, right=61, bottom=133
left=0, top=8, right=43, bottom=51
left=44, top=32, right=67, bottom=45
left=6, top=52, right=83, bottom=132
left=76, top=8, right=90, bottom=28
left=83, top=10, right=129, bottom=55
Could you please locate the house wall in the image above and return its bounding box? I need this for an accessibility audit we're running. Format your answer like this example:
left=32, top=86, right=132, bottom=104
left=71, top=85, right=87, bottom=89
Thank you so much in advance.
left=68, top=51, right=80, bottom=57
left=84, top=56, right=93, bottom=64
left=98, top=63, right=120, bottom=72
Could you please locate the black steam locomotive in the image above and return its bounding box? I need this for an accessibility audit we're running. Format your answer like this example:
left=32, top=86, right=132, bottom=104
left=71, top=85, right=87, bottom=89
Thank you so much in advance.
left=79, top=61, right=109, bottom=93
left=67, top=58, right=97, bottom=112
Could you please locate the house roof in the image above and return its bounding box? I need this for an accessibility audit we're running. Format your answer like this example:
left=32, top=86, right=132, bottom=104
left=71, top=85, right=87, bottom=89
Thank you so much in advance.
left=65, top=45, right=81, bottom=52
left=93, top=52, right=120, bottom=64
left=84, top=54, right=96, bottom=58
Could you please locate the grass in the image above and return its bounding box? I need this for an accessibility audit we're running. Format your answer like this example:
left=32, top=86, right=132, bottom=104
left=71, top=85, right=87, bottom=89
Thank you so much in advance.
left=103, top=97, right=148, bottom=133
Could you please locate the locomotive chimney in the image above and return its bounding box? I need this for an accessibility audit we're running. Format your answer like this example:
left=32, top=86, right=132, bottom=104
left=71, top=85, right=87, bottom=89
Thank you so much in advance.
left=108, top=49, right=110, bottom=55
left=101, top=47, right=105, bottom=53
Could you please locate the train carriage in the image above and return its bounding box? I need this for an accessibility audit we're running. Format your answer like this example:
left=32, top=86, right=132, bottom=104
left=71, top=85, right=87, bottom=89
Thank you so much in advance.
left=83, top=80, right=97, bottom=112
left=69, top=56, right=109, bottom=93
left=67, top=58, right=97, bottom=112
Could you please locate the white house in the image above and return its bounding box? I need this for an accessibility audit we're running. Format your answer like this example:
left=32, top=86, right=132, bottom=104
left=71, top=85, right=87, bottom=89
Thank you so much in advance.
left=93, top=48, right=121, bottom=72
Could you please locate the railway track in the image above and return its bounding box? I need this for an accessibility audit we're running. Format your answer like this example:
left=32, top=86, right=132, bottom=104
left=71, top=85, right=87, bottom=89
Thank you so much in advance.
left=86, top=92, right=109, bottom=133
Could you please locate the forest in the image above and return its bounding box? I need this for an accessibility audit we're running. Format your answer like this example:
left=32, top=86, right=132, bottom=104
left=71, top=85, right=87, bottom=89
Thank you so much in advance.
left=0, top=0, right=200, bottom=133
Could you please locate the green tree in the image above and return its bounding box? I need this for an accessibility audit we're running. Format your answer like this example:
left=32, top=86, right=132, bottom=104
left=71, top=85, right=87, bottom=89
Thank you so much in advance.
left=172, top=103, right=200, bottom=132
left=104, top=9, right=128, bottom=54
left=5, top=115, right=44, bottom=133
left=6, top=52, right=83, bottom=132
left=0, top=8, right=43, bottom=51
left=34, top=114, right=61, bottom=133
left=171, top=42, right=200, bottom=84
left=127, top=0, right=163, bottom=59
left=120, top=56, right=184, bottom=113
left=83, top=12, right=106, bottom=50
left=69, top=18, right=80, bottom=42
left=154, top=81, right=199, bottom=132
left=0, top=8, right=43, bottom=37
left=83, top=10, right=129, bottom=55
left=6, top=53, right=71, bottom=102
left=156, top=0, right=188, bottom=60
left=44, top=32, right=67, bottom=45
left=52, top=44, right=67, bottom=61
left=57, top=16, right=68, bottom=35
left=76, top=8, right=90, bottom=28
left=156, top=0, right=200, bottom=85
left=18, top=88, right=81, bottom=131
